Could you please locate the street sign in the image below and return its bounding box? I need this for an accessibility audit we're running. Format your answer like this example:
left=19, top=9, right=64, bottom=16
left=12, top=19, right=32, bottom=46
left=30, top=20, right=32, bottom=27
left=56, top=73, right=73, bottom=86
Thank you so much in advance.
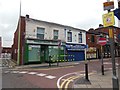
left=103, top=1, right=114, bottom=11
left=98, top=37, right=107, bottom=46
left=102, top=12, right=115, bottom=27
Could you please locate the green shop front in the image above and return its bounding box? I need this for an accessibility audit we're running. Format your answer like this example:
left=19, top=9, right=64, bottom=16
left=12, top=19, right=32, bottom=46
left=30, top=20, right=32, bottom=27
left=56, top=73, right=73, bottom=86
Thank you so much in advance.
left=23, top=38, right=65, bottom=64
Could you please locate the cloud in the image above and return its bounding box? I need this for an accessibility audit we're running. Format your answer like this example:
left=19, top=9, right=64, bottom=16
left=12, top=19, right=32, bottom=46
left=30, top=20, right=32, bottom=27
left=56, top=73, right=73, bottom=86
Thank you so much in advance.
left=0, top=0, right=119, bottom=47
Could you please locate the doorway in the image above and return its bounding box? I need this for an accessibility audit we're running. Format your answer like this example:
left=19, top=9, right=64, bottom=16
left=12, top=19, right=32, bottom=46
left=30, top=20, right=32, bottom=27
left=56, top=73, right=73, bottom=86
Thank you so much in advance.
left=41, top=45, right=49, bottom=62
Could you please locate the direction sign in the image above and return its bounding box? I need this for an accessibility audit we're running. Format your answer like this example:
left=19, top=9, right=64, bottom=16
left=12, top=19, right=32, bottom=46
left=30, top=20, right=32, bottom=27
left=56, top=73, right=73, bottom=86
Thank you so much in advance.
left=98, top=37, right=107, bottom=46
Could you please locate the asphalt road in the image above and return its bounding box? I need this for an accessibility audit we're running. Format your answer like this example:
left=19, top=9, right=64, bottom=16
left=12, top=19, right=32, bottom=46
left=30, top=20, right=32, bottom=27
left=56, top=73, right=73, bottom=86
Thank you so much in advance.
left=1, top=58, right=118, bottom=89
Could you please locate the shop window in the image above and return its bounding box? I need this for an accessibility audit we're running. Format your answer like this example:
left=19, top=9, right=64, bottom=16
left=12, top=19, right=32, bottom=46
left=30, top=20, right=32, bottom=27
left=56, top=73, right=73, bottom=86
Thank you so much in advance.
left=53, top=30, right=59, bottom=40
left=78, top=32, right=82, bottom=43
left=67, top=32, right=72, bottom=42
left=91, top=35, right=95, bottom=42
left=37, top=27, right=45, bottom=39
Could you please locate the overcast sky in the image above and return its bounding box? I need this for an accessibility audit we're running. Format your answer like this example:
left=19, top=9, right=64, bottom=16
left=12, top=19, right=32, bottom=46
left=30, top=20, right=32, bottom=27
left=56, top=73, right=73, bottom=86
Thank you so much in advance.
left=0, top=0, right=119, bottom=47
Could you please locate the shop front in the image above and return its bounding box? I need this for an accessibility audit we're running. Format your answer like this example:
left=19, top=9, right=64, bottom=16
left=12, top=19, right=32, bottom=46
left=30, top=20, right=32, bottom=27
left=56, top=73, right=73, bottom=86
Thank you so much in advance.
left=66, top=43, right=86, bottom=61
left=23, top=38, right=65, bottom=64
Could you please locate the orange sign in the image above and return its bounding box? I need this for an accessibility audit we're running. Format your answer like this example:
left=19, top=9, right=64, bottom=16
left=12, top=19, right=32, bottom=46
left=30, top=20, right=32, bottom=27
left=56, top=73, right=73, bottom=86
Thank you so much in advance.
left=103, top=1, right=114, bottom=10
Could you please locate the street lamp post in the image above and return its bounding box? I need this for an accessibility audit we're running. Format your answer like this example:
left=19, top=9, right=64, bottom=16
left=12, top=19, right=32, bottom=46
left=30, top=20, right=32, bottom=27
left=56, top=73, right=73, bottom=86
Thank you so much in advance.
left=17, top=0, right=21, bottom=65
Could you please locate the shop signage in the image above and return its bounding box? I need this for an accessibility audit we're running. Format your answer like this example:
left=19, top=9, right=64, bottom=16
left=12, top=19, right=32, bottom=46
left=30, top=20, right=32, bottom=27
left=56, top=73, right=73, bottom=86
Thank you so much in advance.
left=66, top=44, right=87, bottom=51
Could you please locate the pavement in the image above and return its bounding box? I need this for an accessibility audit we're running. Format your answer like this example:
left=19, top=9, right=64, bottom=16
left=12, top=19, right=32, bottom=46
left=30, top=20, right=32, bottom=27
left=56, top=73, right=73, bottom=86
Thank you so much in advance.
left=2, top=57, right=120, bottom=89
left=74, top=57, right=120, bottom=89
left=74, top=69, right=113, bottom=89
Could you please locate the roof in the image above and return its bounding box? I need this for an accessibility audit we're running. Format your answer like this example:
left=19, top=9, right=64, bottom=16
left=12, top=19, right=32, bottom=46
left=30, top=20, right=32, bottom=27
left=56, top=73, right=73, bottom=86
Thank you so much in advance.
left=21, top=16, right=87, bottom=32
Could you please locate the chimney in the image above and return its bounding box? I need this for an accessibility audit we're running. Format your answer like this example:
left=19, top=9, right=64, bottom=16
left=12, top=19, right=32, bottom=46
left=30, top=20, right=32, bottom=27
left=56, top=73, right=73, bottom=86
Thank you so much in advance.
left=99, top=24, right=103, bottom=28
left=26, top=14, right=29, bottom=18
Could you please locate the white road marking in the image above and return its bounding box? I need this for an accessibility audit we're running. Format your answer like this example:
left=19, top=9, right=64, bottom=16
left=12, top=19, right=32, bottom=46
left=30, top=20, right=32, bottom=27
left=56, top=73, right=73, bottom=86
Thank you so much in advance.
left=104, top=62, right=112, bottom=64
left=4, top=71, right=10, bottom=73
left=28, top=72, right=38, bottom=75
left=45, top=75, right=56, bottom=79
left=36, top=73, right=46, bottom=76
left=104, top=62, right=119, bottom=66
left=11, top=71, right=20, bottom=73
left=18, top=71, right=28, bottom=74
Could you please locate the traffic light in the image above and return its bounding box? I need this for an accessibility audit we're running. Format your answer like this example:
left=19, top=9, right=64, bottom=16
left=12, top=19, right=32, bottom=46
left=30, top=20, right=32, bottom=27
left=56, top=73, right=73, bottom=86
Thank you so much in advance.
left=114, top=8, right=120, bottom=20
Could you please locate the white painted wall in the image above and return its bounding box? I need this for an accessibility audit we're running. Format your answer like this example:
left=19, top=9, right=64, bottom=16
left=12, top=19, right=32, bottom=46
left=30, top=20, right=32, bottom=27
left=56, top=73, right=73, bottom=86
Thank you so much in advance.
left=25, top=17, right=86, bottom=44
left=25, top=18, right=65, bottom=41
left=65, top=28, right=86, bottom=44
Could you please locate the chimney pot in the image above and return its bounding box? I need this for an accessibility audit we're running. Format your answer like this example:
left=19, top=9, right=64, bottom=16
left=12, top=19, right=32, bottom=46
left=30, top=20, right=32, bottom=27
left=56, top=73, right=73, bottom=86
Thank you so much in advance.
left=26, top=14, right=29, bottom=18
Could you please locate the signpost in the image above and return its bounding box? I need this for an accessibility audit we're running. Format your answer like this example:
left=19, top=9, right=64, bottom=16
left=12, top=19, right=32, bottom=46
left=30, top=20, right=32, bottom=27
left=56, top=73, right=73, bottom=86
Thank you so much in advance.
left=98, top=37, right=107, bottom=75
left=103, top=1, right=119, bottom=89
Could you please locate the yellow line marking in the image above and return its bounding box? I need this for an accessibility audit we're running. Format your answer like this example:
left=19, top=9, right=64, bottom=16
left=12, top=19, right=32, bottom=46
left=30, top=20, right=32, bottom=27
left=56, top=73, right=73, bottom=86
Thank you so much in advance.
left=65, top=76, right=80, bottom=89
left=60, top=76, right=75, bottom=88
left=60, top=72, right=94, bottom=89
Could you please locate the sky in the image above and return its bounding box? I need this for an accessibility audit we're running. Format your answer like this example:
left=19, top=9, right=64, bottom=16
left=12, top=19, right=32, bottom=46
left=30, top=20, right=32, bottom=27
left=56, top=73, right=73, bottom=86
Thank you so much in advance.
left=0, top=0, right=119, bottom=47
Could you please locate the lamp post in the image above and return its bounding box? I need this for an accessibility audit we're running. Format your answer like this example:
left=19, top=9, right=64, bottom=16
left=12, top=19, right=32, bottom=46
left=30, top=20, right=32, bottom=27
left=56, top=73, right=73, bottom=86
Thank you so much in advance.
left=17, top=0, right=21, bottom=65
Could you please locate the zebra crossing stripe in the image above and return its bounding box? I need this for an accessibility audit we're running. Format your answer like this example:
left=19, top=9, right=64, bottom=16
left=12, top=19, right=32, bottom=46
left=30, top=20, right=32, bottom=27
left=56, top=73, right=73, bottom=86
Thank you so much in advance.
left=18, top=71, right=28, bottom=74
left=28, top=72, right=38, bottom=75
left=4, top=71, right=10, bottom=73
left=36, top=73, right=46, bottom=76
left=11, top=71, right=20, bottom=73
left=45, top=75, right=56, bottom=79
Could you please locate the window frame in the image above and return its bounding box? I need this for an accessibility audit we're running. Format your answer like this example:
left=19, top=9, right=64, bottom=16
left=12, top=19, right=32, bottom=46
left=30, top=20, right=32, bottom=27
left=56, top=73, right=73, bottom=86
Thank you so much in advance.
left=37, top=27, right=45, bottom=39
left=67, top=32, right=72, bottom=42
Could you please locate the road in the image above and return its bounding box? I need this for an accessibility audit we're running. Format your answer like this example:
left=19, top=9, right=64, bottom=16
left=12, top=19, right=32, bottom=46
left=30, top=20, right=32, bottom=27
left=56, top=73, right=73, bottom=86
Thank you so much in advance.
left=1, top=58, right=119, bottom=89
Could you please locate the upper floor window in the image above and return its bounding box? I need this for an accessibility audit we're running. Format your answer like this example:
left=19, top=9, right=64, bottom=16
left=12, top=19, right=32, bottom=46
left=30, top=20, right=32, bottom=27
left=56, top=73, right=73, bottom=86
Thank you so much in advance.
left=91, top=35, right=95, bottom=42
left=37, top=27, right=45, bottom=39
left=67, top=32, right=72, bottom=42
left=53, top=30, right=59, bottom=40
left=78, top=32, right=82, bottom=43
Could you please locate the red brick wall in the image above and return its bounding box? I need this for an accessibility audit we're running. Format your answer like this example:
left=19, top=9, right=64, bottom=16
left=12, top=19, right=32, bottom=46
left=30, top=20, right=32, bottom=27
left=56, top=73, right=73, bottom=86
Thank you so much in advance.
left=86, top=26, right=120, bottom=59
left=12, top=16, right=26, bottom=65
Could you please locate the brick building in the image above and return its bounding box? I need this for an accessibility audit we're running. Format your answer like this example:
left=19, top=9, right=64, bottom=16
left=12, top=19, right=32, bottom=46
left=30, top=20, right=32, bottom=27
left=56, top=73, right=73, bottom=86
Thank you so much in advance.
left=12, top=15, right=87, bottom=65
left=86, top=25, right=120, bottom=59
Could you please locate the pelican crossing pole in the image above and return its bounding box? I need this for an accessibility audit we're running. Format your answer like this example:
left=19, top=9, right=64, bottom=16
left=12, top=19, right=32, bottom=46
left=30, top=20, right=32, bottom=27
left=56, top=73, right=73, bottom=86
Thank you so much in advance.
left=98, top=37, right=107, bottom=75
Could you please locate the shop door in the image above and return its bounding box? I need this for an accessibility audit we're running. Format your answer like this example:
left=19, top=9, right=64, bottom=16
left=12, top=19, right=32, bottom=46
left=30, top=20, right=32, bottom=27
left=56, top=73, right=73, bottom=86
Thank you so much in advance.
left=28, top=45, right=40, bottom=62
left=68, top=51, right=85, bottom=61
left=41, top=45, right=48, bottom=62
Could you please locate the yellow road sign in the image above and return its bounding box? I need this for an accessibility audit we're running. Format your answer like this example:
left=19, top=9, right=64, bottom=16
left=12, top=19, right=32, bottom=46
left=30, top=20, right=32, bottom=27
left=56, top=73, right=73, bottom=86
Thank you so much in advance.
left=102, top=12, right=115, bottom=27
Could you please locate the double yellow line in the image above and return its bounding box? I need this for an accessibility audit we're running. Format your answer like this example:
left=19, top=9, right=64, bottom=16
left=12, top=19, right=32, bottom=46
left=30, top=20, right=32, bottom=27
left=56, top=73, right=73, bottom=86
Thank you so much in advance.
left=59, top=73, right=93, bottom=89
left=60, top=74, right=83, bottom=89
